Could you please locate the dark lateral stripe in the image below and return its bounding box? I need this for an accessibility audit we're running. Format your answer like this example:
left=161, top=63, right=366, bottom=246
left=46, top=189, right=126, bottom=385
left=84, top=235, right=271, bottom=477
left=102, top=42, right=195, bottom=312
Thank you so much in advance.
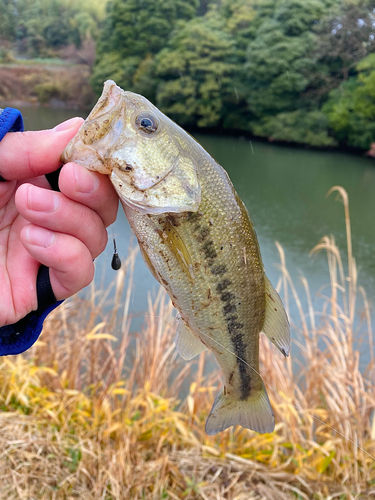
left=191, top=218, right=251, bottom=398
left=216, top=279, right=231, bottom=292
left=220, top=291, right=235, bottom=302
left=223, top=302, right=236, bottom=315
left=211, top=264, right=227, bottom=275
left=196, top=227, right=210, bottom=242
left=231, top=328, right=251, bottom=399
left=202, top=240, right=217, bottom=259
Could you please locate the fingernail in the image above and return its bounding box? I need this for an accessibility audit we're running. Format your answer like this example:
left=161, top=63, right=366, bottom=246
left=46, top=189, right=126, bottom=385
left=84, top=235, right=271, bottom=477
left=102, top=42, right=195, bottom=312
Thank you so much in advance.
left=74, top=164, right=99, bottom=194
left=53, top=117, right=82, bottom=133
left=25, top=226, right=55, bottom=247
left=28, top=185, right=60, bottom=212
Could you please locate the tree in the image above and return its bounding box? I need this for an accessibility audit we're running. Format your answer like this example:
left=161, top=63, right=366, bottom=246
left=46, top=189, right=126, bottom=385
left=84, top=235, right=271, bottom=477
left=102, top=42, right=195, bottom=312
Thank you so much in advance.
left=307, top=0, right=375, bottom=98
left=0, top=0, right=17, bottom=42
left=245, top=0, right=336, bottom=115
left=242, top=0, right=346, bottom=145
left=0, top=0, right=108, bottom=57
left=92, top=0, right=199, bottom=97
left=155, top=11, right=243, bottom=128
left=323, top=53, right=375, bottom=149
left=251, top=110, right=337, bottom=146
left=220, top=0, right=258, bottom=54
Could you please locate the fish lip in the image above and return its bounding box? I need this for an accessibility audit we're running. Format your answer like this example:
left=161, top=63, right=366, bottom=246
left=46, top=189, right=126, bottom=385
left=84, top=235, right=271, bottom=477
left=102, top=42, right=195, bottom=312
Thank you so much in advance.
left=62, top=139, right=112, bottom=174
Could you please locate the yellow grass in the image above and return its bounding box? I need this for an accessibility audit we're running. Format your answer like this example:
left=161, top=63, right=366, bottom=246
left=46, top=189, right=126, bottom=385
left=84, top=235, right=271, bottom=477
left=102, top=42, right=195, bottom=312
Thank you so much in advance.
left=0, top=186, right=374, bottom=499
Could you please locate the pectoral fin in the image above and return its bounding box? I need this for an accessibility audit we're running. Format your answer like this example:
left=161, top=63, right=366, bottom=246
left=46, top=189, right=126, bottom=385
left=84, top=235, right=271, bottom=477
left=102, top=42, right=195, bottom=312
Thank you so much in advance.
left=262, top=276, right=291, bottom=357
left=157, top=218, right=195, bottom=284
left=175, top=319, right=207, bottom=360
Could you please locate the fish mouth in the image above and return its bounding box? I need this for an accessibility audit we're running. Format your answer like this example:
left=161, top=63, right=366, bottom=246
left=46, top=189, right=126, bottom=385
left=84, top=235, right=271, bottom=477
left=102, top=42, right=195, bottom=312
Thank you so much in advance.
left=63, top=139, right=113, bottom=175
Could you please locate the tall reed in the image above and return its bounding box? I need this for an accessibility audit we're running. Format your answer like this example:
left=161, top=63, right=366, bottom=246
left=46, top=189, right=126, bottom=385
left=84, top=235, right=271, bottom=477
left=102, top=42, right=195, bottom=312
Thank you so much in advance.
left=0, top=187, right=374, bottom=499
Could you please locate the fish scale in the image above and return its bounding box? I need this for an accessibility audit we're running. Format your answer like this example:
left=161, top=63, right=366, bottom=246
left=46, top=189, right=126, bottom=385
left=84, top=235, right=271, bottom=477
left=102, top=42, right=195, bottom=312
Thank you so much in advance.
left=62, top=80, right=291, bottom=435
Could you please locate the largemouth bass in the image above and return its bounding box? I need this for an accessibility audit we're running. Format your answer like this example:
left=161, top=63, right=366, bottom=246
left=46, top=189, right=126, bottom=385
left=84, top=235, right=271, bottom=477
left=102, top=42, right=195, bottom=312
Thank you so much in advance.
left=62, top=80, right=290, bottom=435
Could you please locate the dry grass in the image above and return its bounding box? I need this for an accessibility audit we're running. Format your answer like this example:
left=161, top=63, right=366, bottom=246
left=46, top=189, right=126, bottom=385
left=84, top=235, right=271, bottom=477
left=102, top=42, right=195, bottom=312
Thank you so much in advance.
left=0, top=186, right=374, bottom=499
left=0, top=63, right=94, bottom=108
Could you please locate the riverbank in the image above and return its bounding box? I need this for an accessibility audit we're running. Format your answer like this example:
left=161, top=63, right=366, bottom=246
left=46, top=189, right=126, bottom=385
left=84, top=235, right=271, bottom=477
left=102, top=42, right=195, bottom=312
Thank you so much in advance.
left=0, top=188, right=374, bottom=499
left=0, top=60, right=94, bottom=109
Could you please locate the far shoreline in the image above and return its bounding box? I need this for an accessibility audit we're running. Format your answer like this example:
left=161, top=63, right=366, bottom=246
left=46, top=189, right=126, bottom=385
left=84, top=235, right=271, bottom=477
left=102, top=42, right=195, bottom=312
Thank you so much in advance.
left=1, top=97, right=373, bottom=160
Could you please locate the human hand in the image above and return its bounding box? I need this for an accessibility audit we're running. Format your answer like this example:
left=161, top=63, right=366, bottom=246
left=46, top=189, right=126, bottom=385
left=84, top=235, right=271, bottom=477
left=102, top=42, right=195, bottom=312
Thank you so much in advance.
left=0, top=117, right=118, bottom=327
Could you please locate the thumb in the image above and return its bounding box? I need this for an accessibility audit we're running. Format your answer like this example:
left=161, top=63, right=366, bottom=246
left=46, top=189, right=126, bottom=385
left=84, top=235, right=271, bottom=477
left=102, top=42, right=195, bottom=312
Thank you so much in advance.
left=0, top=117, right=84, bottom=181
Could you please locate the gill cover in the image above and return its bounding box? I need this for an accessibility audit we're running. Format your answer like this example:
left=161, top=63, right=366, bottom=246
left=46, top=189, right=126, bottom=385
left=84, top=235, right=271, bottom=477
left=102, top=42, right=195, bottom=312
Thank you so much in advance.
left=62, top=80, right=201, bottom=215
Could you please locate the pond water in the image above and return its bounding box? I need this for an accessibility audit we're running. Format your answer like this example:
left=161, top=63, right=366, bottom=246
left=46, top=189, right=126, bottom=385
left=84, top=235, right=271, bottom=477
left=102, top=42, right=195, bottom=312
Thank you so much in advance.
left=17, top=105, right=375, bottom=362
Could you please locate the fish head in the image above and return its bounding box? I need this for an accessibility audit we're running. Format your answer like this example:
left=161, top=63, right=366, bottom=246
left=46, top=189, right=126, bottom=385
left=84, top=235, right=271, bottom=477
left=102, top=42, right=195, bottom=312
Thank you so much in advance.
left=62, top=80, right=201, bottom=214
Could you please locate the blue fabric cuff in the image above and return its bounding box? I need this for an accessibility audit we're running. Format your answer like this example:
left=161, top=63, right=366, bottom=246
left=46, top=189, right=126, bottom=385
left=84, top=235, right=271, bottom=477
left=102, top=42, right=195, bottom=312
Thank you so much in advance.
left=0, top=265, right=62, bottom=356
left=0, top=107, right=24, bottom=141
left=0, top=302, right=63, bottom=356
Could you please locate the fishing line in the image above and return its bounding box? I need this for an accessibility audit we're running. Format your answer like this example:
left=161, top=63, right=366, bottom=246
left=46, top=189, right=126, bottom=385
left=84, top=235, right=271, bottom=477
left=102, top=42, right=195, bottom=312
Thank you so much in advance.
left=197, top=329, right=375, bottom=462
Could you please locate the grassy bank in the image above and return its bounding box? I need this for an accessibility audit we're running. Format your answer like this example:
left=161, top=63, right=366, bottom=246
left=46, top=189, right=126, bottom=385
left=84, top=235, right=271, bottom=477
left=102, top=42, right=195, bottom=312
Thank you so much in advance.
left=0, top=187, right=374, bottom=499
left=0, top=60, right=94, bottom=109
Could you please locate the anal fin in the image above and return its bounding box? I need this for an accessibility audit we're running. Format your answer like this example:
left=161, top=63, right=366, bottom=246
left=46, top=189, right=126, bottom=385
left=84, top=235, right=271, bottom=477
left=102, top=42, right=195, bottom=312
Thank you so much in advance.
left=262, top=275, right=291, bottom=357
left=175, top=319, right=207, bottom=360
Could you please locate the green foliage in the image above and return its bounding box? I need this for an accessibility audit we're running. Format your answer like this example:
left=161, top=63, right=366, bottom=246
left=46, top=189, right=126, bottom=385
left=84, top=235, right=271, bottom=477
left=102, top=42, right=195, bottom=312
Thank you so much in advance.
left=274, top=0, right=328, bottom=36
left=251, top=110, right=337, bottom=146
left=245, top=0, right=336, bottom=116
left=92, top=52, right=141, bottom=94
left=0, top=0, right=108, bottom=56
left=90, top=0, right=375, bottom=148
left=92, top=0, right=199, bottom=98
left=98, top=0, right=199, bottom=59
left=323, top=53, right=375, bottom=149
left=246, top=26, right=317, bottom=114
left=155, top=13, right=243, bottom=128
left=220, top=0, right=258, bottom=52
left=0, top=0, right=18, bottom=41
left=34, top=80, right=68, bottom=104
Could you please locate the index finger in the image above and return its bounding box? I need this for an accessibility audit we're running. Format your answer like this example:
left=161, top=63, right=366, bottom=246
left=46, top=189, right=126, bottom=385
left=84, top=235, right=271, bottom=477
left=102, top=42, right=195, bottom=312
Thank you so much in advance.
left=0, top=117, right=84, bottom=181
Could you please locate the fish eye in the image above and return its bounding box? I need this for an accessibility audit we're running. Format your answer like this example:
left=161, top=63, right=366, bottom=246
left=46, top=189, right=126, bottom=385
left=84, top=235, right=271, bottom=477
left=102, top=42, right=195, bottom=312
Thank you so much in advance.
left=135, top=112, right=158, bottom=134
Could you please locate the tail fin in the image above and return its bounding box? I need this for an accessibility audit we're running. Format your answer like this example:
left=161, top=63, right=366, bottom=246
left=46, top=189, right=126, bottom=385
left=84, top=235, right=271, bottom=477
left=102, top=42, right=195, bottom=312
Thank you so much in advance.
left=205, top=383, right=274, bottom=435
